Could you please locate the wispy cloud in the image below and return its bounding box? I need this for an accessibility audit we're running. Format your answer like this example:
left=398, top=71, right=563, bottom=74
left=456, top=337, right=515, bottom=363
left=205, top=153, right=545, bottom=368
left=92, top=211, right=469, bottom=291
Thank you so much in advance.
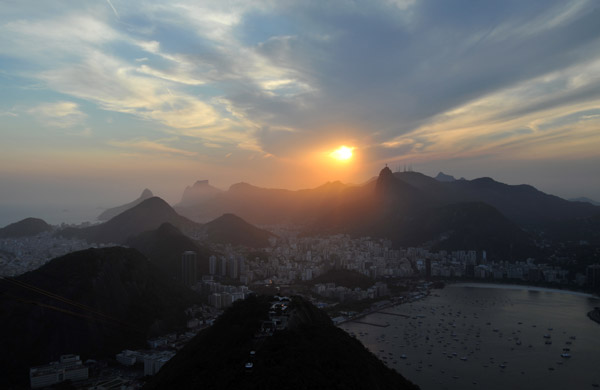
left=28, top=101, right=87, bottom=128
left=105, top=0, right=119, bottom=19
left=108, top=138, right=196, bottom=157
left=1, top=0, right=600, bottom=192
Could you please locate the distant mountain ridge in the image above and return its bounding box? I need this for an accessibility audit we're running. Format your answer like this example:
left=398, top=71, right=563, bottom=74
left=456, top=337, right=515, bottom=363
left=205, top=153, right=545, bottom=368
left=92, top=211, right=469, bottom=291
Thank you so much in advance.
left=61, top=197, right=201, bottom=244
left=0, top=217, right=51, bottom=238
left=569, top=197, right=600, bottom=206
left=175, top=180, right=222, bottom=209
left=435, top=171, right=456, bottom=182
left=97, top=188, right=154, bottom=221
left=172, top=168, right=599, bottom=259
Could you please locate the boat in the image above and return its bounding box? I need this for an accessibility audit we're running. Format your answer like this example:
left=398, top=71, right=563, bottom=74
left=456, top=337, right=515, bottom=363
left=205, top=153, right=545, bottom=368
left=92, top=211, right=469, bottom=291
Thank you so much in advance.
left=561, top=353, right=571, bottom=358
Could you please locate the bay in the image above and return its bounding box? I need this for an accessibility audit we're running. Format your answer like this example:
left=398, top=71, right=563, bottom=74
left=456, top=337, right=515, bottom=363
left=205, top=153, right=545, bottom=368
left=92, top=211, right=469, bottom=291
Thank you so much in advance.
left=340, top=283, right=600, bottom=390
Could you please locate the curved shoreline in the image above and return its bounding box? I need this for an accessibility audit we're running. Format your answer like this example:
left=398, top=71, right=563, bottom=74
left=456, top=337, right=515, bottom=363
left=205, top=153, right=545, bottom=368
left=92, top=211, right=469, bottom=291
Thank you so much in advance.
left=447, top=282, right=600, bottom=299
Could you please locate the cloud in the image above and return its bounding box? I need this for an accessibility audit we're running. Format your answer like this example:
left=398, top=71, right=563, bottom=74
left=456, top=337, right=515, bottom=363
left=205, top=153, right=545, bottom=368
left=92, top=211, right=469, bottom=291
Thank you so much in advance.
left=108, top=138, right=197, bottom=157
left=39, top=50, right=220, bottom=130
left=28, top=101, right=87, bottom=128
left=1, top=0, right=600, bottom=167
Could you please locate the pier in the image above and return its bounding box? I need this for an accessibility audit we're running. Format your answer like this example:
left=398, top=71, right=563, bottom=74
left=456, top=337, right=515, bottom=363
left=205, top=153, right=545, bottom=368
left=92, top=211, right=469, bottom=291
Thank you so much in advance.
left=377, top=311, right=411, bottom=318
left=350, top=320, right=390, bottom=328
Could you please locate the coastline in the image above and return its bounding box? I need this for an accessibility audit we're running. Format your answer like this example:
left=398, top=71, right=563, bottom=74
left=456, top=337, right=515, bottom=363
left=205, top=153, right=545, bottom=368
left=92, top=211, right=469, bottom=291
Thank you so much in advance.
left=446, top=281, right=600, bottom=299
left=337, top=290, right=430, bottom=326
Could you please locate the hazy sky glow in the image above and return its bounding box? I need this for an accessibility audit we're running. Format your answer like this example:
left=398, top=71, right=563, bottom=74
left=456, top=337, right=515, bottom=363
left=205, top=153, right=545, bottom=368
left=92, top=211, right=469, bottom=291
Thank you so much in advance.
left=1, top=0, right=600, bottom=222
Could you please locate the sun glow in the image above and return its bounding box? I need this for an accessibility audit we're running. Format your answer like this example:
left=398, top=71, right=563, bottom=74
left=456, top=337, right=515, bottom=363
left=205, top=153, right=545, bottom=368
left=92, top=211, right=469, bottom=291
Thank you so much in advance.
left=330, top=145, right=354, bottom=161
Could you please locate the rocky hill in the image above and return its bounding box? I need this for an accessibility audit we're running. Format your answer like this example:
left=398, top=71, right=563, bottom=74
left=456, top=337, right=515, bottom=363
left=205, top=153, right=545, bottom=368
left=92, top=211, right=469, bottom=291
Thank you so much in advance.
left=0, top=247, right=200, bottom=388
left=144, top=295, right=419, bottom=390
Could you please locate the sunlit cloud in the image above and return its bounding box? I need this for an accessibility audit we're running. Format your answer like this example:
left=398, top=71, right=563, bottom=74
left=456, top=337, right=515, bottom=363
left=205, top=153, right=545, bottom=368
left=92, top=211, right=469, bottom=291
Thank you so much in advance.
left=108, top=138, right=197, bottom=157
left=28, top=101, right=87, bottom=128
left=1, top=0, right=600, bottom=203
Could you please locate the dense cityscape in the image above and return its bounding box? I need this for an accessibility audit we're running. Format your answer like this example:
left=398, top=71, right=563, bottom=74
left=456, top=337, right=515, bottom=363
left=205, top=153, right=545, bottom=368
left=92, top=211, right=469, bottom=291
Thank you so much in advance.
left=2, top=220, right=600, bottom=388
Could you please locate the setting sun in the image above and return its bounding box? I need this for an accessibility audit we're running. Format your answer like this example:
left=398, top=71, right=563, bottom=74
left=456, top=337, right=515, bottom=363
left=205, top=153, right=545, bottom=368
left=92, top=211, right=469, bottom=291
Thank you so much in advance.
left=330, top=146, right=354, bottom=161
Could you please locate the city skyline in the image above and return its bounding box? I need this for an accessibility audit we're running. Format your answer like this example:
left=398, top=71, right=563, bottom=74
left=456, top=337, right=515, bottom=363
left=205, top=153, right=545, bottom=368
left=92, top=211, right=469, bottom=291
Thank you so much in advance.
left=1, top=0, right=600, bottom=218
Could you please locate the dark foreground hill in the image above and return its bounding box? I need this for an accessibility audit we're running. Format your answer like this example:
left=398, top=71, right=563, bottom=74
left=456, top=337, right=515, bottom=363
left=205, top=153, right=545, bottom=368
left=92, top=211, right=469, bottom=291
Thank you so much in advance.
left=0, top=247, right=200, bottom=388
left=59, top=197, right=201, bottom=244
left=144, top=295, right=419, bottom=390
left=97, top=188, right=154, bottom=221
left=127, top=222, right=212, bottom=279
left=0, top=217, right=52, bottom=238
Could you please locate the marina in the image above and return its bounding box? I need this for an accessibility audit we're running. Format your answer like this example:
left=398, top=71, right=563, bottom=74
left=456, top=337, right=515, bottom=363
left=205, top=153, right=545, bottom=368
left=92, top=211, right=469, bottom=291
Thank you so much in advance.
left=341, top=284, right=600, bottom=390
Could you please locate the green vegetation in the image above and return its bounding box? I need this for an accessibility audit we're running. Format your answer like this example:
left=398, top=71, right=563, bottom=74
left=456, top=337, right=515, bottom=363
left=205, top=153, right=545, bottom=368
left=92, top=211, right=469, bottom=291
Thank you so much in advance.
left=144, top=295, right=418, bottom=390
left=310, top=269, right=374, bottom=289
left=0, top=247, right=200, bottom=388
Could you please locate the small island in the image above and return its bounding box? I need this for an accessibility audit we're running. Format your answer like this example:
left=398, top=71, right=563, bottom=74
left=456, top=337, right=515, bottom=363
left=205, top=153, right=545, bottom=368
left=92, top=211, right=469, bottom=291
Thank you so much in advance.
left=588, top=307, right=600, bottom=325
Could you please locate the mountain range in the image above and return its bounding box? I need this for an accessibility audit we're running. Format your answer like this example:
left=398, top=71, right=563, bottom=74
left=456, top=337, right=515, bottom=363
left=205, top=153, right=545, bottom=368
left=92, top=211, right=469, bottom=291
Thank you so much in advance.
left=168, top=168, right=598, bottom=260
left=39, top=167, right=600, bottom=261
left=59, top=196, right=276, bottom=249
left=569, top=197, right=600, bottom=206
left=60, top=197, right=201, bottom=245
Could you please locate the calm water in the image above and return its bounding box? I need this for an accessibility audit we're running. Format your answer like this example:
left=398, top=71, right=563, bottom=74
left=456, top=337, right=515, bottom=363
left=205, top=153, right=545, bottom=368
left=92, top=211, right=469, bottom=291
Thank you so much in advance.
left=341, top=284, right=600, bottom=390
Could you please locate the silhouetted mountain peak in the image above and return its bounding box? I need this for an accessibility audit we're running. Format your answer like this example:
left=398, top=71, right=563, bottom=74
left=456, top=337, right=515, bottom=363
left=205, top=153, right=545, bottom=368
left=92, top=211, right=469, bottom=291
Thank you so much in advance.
left=228, top=182, right=259, bottom=192
left=97, top=188, right=155, bottom=221
left=214, top=213, right=244, bottom=223
left=134, top=196, right=172, bottom=212
left=379, top=166, right=394, bottom=178
left=435, top=172, right=456, bottom=182
left=0, top=217, right=52, bottom=238
left=472, top=177, right=496, bottom=184
left=155, top=222, right=183, bottom=235
left=193, top=180, right=209, bottom=187
left=376, top=166, right=419, bottom=196
left=176, top=180, right=222, bottom=209
left=141, top=188, right=153, bottom=197
left=202, top=213, right=276, bottom=247
left=62, top=197, right=199, bottom=244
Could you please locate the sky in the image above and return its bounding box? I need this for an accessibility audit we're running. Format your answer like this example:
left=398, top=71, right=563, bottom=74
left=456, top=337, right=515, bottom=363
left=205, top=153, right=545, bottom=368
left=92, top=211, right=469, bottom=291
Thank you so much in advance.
left=1, top=0, right=600, bottom=224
